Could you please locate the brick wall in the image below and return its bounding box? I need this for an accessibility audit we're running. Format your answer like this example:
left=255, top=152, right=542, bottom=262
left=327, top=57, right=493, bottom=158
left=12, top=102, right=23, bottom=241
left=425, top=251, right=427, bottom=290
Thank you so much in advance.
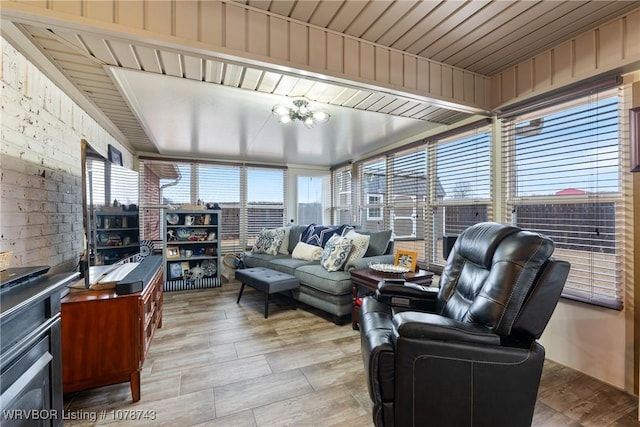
left=1, top=37, right=131, bottom=273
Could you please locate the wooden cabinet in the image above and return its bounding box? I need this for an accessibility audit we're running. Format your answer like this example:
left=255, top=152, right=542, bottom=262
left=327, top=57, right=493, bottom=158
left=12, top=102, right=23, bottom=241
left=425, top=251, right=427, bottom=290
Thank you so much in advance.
left=60, top=264, right=162, bottom=401
left=163, top=209, right=221, bottom=291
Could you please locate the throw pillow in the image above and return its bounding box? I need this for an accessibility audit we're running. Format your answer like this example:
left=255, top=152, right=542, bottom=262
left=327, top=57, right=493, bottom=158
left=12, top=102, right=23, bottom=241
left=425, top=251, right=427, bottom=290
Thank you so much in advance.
left=301, top=224, right=353, bottom=248
left=343, top=229, right=370, bottom=266
left=321, top=235, right=353, bottom=272
left=277, top=226, right=291, bottom=254
left=251, top=228, right=285, bottom=256
left=362, top=229, right=393, bottom=257
left=291, top=241, right=323, bottom=261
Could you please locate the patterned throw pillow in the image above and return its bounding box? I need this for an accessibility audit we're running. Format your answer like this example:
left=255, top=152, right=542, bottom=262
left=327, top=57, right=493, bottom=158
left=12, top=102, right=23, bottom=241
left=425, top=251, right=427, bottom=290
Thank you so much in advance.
left=277, top=226, right=292, bottom=254
left=343, top=229, right=370, bottom=266
left=320, top=235, right=353, bottom=272
left=301, top=224, right=353, bottom=248
left=251, top=228, right=286, bottom=256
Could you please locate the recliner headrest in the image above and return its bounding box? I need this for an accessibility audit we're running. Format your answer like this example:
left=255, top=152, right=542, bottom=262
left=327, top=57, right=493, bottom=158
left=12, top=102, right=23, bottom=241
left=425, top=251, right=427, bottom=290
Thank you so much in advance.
left=454, top=222, right=520, bottom=269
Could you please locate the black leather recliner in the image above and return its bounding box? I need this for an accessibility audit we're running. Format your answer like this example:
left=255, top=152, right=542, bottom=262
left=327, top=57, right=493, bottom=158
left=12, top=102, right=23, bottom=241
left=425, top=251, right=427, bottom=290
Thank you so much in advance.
left=359, top=222, right=570, bottom=427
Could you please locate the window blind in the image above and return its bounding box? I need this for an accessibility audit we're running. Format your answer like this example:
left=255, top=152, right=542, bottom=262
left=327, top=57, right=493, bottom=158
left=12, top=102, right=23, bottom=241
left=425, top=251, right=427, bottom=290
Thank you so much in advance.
left=501, top=88, right=627, bottom=310
left=331, top=165, right=354, bottom=225
left=359, top=157, right=388, bottom=232
left=139, top=159, right=287, bottom=254
left=430, top=127, right=492, bottom=265
left=198, top=164, right=242, bottom=253
left=388, top=146, right=427, bottom=260
left=246, top=167, right=287, bottom=246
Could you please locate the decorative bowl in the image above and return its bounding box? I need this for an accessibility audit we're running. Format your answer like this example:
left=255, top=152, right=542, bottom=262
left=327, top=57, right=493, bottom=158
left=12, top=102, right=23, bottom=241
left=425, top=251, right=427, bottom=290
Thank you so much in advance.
left=368, top=263, right=410, bottom=274
left=167, top=213, right=180, bottom=225
left=176, top=228, right=191, bottom=239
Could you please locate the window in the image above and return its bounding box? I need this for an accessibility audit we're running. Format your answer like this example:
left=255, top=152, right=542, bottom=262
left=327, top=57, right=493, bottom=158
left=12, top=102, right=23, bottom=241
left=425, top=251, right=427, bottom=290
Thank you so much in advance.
left=366, top=194, right=384, bottom=220
left=360, top=158, right=387, bottom=230
left=430, top=128, right=492, bottom=265
left=388, top=147, right=427, bottom=258
left=139, top=160, right=287, bottom=253
left=199, top=164, right=241, bottom=253
left=331, top=165, right=353, bottom=225
left=297, top=176, right=324, bottom=225
left=501, top=89, right=627, bottom=309
left=247, top=167, right=286, bottom=246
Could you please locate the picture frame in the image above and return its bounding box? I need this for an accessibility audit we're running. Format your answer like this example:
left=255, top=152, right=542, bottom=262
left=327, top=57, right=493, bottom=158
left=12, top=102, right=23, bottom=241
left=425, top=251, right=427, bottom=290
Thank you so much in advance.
left=181, top=261, right=191, bottom=277
left=630, top=106, right=640, bottom=173
left=168, top=262, right=183, bottom=279
left=166, top=245, right=180, bottom=259
left=107, top=144, right=123, bottom=167
left=394, top=249, right=418, bottom=272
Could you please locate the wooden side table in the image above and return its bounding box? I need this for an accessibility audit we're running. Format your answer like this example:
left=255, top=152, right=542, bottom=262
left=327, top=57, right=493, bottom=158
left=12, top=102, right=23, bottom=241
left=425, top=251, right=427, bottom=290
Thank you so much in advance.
left=350, top=268, right=434, bottom=330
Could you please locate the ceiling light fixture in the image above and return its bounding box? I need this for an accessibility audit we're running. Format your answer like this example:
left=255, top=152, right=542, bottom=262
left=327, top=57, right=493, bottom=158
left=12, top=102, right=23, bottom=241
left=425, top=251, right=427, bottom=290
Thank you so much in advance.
left=272, top=98, right=330, bottom=129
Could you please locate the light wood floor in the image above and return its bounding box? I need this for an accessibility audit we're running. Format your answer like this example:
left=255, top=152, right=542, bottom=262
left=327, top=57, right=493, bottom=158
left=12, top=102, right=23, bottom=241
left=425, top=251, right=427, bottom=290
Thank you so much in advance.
left=64, top=280, right=639, bottom=426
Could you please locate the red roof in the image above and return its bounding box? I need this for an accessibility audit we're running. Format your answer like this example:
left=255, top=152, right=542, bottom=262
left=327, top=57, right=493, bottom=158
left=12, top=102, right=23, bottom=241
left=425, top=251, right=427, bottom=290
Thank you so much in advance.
left=555, top=188, right=589, bottom=195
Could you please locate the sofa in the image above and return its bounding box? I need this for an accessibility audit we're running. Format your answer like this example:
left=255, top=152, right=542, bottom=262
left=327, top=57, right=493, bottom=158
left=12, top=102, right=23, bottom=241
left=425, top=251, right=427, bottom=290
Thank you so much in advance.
left=242, top=224, right=395, bottom=324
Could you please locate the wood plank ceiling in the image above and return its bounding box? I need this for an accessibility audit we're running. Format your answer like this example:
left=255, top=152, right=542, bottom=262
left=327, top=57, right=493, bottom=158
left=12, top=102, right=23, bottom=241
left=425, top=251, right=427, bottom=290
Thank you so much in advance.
left=2, top=0, right=637, bottom=166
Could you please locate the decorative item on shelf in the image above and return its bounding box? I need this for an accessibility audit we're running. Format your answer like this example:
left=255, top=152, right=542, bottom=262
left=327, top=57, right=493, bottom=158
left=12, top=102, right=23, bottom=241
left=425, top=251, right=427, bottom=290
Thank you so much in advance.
left=168, top=262, right=182, bottom=279
left=166, top=246, right=180, bottom=259
left=272, top=97, right=330, bottom=128
left=167, top=230, right=176, bottom=241
left=184, top=215, right=195, bottom=226
left=394, top=249, right=418, bottom=272
left=176, top=228, right=191, bottom=239
left=181, top=261, right=190, bottom=276
left=201, top=259, right=216, bottom=276
left=205, top=247, right=216, bottom=256
left=207, top=231, right=216, bottom=241
left=97, top=232, right=109, bottom=245
left=189, top=265, right=205, bottom=280
left=167, top=213, right=179, bottom=225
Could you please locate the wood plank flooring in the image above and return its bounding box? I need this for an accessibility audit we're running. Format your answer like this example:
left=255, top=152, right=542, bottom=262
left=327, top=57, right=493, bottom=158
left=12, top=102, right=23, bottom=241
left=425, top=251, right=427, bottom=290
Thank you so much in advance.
left=64, top=280, right=639, bottom=426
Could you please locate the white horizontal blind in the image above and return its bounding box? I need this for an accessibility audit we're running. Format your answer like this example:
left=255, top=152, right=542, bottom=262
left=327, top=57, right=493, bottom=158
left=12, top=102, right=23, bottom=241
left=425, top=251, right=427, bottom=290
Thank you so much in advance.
left=430, top=127, right=492, bottom=265
left=246, top=167, right=286, bottom=246
left=139, top=159, right=287, bottom=254
left=388, top=146, right=427, bottom=261
left=501, top=89, right=625, bottom=309
left=198, top=164, right=242, bottom=253
left=331, top=165, right=353, bottom=225
left=110, top=164, right=139, bottom=208
left=359, top=157, right=388, bottom=232
left=86, top=159, right=105, bottom=208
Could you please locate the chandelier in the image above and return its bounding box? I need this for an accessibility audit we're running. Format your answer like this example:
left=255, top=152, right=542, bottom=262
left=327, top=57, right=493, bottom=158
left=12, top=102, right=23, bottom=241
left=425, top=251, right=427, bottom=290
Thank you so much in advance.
left=272, top=98, right=330, bottom=129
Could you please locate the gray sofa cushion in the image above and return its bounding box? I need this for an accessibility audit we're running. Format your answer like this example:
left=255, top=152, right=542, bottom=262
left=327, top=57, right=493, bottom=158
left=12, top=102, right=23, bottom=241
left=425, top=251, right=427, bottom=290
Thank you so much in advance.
left=361, top=230, right=393, bottom=256
left=268, top=257, right=316, bottom=276
left=243, top=252, right=289, bottom=268
left=294, top=264, right=352, bottom=296
left=288, top=225, right=308, bottom=254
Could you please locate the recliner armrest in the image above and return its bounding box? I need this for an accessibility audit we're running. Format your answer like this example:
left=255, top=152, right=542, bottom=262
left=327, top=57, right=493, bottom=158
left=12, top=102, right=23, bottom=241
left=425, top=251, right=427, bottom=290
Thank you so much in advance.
left=376, top=282, right=438, bottom=312
left=393, top=312, right=501, bottom=346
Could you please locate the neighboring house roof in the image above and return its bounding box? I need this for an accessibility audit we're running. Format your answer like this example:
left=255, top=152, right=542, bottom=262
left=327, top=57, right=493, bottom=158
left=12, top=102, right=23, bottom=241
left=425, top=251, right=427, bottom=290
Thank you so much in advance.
left=556, top=188, right=590, bottom=195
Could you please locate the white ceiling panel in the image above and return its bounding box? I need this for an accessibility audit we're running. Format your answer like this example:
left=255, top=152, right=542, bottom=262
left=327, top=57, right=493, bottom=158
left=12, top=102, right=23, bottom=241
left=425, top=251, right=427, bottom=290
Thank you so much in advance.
left=111, top=68, right=437, bottom=165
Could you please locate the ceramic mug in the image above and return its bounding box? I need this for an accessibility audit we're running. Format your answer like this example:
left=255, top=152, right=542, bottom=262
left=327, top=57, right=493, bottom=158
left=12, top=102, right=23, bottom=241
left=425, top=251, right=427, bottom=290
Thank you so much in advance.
left=185, top=249, right=193, bottom=258
left=184, top=215, right=195, bottom=226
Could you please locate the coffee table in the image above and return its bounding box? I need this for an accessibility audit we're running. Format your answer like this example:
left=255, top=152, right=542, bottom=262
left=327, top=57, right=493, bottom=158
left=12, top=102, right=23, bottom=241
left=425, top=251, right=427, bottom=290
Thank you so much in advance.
left=350, top=268, right=434, bottom=330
